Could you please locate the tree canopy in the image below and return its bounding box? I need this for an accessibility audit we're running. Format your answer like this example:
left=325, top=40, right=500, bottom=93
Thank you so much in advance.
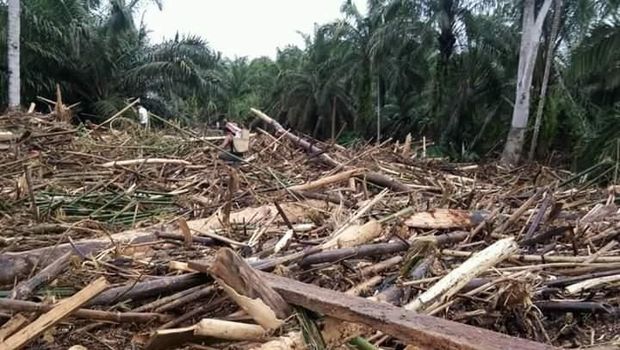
left=1, top=0, right=619, bottom=170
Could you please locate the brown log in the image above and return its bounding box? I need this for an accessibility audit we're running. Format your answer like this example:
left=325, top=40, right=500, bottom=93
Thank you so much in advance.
left=0, top=298, right=170, bottom=323
left=288, top=168, right=364, bottom=192
left=190, top=262, right=556, bottom=350
left=299, top=231, right=468, bottom=267
left=11, top=252, right=72, bottom=300
left=0, top=277, right=109, bottom=350
left=87, top=274, right=209, bottom=306
left=0, top=214, right=240, bottom=286
left=251, top=108, right=411, bottom=193
left=209, top=248, right=292, bottom=329
left=404, top=209, right=488, bottom=229
left=291, top=190, right=354, bottom=207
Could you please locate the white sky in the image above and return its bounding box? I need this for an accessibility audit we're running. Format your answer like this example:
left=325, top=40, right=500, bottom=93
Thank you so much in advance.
left=141, top=0, right=366, bottom=59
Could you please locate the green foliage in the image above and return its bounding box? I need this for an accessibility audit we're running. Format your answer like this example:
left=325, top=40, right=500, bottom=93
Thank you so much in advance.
left=1, top=0, right=618, bottom=174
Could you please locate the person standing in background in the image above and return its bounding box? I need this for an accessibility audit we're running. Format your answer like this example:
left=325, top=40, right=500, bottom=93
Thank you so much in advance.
left=137, top=104, right=149, bottom=130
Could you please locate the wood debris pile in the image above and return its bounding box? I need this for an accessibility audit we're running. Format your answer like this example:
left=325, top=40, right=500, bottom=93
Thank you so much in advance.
left=0, top=109, right=618, bottom=350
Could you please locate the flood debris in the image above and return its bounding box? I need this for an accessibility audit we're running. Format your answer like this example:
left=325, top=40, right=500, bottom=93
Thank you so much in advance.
left=0, top=109, right=619, bottom=349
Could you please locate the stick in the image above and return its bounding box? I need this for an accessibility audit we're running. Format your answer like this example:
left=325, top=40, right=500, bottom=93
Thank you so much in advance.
left=100, top=158, right=192, bottom=168
left=564, top=274, right=620, bottom=295
left=193, top=318, right=266, bottom=340
left=0, top=298, right=169, bottom=323
left=0, top=277, right=108, bottom=350
left=89, top=98, right=140, bottom=133
left=405, top=238, right=518, bottom=311
left=288, top=168, right=364, bottom=192
left=442, top=250, right=620, bottom=264
left=11, top=252, right=72, bottom=300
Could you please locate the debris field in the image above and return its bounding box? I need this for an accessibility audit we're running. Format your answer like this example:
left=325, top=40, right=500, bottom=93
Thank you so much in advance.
left=0, top=108, right=618, bottom=350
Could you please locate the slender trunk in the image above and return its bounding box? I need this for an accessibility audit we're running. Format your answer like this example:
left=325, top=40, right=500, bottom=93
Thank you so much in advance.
left=7, top=0, right=21, bottom=109
left=501, top=0, right=553, bottom=166
left=528, top=0, right=563, bottom=161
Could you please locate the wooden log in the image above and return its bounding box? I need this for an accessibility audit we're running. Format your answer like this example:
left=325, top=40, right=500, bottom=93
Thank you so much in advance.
left=0, top=214, right=244, bottom=285
left=0, top=277, right=109, bottom=350
left=405, top=238, right=518, bottom=312
left=299, top=231, right=468, bottom=267
left=188, top=262, right=556, bottom=350
left=100, top=158, right=191, bottom=168
left=208, top=248, right=292, bottom=329
left=0, top=298, right=170, bottom=323
left=322, top=220, right=382, bottom=249
left=11, top=252, right=72, bottom=300
left=145, top=319, right=267, bottom=350
left=0, top=226, right=159, bottom=286
left=288, top=168, right=364, bottom=192
left=404, top=209, right=488, bottom=229
left=564, top=274, right=620, bottom=295
left=193, top=318, right=266, bottom=340
left=87, top=273, right=209, bottom=306
left=251, top=108, right=411, bottom=193
left=291, top=190, right=355, bottom=207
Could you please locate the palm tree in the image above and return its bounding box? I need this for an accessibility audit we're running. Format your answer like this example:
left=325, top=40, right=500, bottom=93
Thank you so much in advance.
left=500, top=0, right=553, bottom=166
left=7, top=0, right=19, bottom=109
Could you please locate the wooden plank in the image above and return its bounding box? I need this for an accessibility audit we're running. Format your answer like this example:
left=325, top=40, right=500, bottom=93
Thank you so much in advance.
left=187, top=262, right=555, bottom=350
left=0, top=277, right=108, bottom=350
left=0, top=314, right=28, bottom=342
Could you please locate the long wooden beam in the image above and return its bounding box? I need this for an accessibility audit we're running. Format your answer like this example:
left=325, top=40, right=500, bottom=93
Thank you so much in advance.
left=188, top=261, right=555, bottom=350
left=251, top=108, right=412, bottom=193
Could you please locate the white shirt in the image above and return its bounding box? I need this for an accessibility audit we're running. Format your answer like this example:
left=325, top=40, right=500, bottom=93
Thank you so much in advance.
left=138, top=106, right=149, bottom=125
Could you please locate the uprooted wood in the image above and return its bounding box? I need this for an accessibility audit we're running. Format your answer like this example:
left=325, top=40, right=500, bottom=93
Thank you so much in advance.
left=208, top=248, right=292, bottom=329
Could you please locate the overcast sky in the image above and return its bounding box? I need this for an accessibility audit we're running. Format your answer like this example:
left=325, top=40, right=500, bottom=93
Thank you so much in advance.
left=141, top=0, right=366, bottom=59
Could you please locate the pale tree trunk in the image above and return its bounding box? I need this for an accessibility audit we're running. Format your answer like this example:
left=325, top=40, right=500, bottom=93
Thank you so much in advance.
left=7, top=0, right=21, bottom=109
left=528, top=0, right=563, bottom=161
left=500, top=0, right=554, bottom=167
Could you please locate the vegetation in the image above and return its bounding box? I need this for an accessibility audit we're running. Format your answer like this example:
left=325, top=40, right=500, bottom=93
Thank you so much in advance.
left=1, top=0, right=619, bottom=170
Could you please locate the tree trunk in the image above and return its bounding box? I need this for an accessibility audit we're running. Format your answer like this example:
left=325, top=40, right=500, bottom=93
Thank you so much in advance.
left=501, top=0, right=553, bottom=166
left=528, top=0, right=563, bottom=161
left=7, top=0, right=21, bottom=109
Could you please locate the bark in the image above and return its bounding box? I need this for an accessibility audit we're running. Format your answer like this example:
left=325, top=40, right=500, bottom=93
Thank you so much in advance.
left=528, top=0, right=563, bottom=161
left=501, top=0, right=554, bottom=166
left=7, top=0, right=20, bottom=109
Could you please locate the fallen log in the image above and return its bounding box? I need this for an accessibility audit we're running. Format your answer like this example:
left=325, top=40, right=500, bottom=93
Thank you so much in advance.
left=11, top=252, right=72, bottom=300
left=251, top=108, right=411, bottom=193
left=188, top=262, right=556, bottom=350
left=208, top=248, right=292, bottom=329
left=288, top=168, right=364, bottom=192
left=0, top=277, right=109, bottom=350
left=100, top=158, right=192, bottom=168
left=405, top=238, right=518, bottom=311
left=404, top=209, right=488, bottom=229
left=0, top=201, right=323, bottom=286
left=0, top=298, right=170, bottom=323
left=87, top=273, right=209, bottom=306
left=299, top=231, right=469, bottom=266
